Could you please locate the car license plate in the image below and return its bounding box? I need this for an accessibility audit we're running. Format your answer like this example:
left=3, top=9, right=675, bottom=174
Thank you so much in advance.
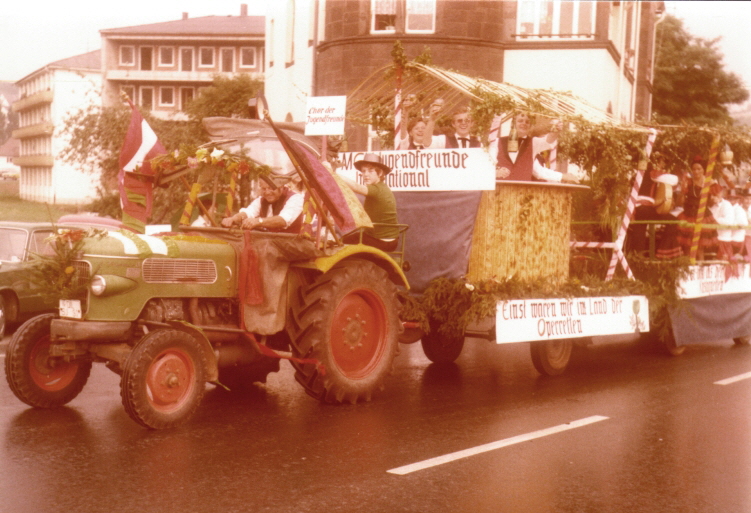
left=59, top=299, right=82, bottom=319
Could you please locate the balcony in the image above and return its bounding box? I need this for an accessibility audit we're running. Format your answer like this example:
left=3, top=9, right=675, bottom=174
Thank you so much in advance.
left=12, top=90, right=54, bottom=112
left=105, top=69, right=262, bottom=83
left=14, top=155, right=54, bottom=167
left=12, top=123, right=55, bottom=139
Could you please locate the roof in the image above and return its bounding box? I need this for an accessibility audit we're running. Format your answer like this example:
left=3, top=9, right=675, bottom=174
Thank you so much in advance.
left=49, top=50, right=101, bottom=71
left=347, top=62, right=645, bottom=131
left=100, top=15, right=264, bottom=37
left=16, top=50, right=101, bottom=85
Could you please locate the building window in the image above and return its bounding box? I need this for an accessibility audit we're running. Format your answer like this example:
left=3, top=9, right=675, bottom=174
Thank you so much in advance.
left=140, top=47, right=153, bottom=71
left=159, top=87, right=175, bottom=107
left=120, top=85, right=135, bottom=104
left=140, top=87, right=154, bottom=110
left=516, top=0, right=595, bottom=39
left=181, top=48, right=194, bottom=72
left=371, top=0, right=397, bottom=33
left=159, top=47, right=174, bottom=67
left=120, top=46, right=135, bottom=66
left=406, top=0, right=435, bottom=33
left=180, top=87, right=194, bottom=111
left=199, top=47, right=214, bottom=67
left=286, top=0, right=295, bottom=65
left=240, top=47, right=256, bottom=68
left=221, top=48, right=234, bottom=72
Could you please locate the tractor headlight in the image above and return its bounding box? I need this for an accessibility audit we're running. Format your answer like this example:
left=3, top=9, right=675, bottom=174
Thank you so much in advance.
left=90, top=275, right=137, bottom=297
left=91, top=275, right=107, bottom=296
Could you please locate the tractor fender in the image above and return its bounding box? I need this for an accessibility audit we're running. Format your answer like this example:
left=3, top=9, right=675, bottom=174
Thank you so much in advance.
left=165, top=320, right=219, bottom=382
left=292, top=244, right=409, bottom=289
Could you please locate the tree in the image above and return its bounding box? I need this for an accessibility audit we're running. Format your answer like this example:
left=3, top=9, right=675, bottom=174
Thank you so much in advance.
left=185, top=74, right=263, bottom=121
left=653, top=14, right=749, bottom=125
left=62, top=74, right=263, bottom=221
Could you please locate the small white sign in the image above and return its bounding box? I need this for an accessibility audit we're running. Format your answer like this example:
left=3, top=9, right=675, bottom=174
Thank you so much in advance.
left=338, top=149, right=496, bottom=191
left=678, top=263, right=751, bottom=299
left=59, top=299, right=82, bottom=319
left=495, top=295, right=649, bottom=344
left=305, top=96, right=347, bottom=136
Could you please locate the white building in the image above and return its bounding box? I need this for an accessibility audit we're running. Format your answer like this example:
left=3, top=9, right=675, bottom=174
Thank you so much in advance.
left=12, top=51, right=102, bottom=205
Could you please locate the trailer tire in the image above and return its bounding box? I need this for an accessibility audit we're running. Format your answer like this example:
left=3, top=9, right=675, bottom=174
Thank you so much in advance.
left=421, top=325, right=464, bottom=364
left=121, top=329, right=207, bottom=429
left=289, top=260, right=400, bottom=404
left=5, top=314, right=92, bottom=408
left=530, top=338, right=573, bottom=376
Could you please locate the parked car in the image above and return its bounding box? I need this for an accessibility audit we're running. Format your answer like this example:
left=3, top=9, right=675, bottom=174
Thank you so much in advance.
left=0, top=222, right=60, bottom=339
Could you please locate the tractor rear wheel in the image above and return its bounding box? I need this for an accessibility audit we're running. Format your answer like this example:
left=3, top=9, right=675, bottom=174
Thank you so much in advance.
left=289, top=260, right=401, bottom=404
left=5, top=314, right=92, bottom=408
left=121, top=329, right=207, bottom=429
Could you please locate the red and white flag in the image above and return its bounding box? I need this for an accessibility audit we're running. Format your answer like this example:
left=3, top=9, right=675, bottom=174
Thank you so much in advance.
left=118, top=101, right=166, bottom=232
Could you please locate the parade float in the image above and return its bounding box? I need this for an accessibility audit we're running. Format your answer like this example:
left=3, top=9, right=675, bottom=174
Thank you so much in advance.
left=341, top=53, right=751, bottom=373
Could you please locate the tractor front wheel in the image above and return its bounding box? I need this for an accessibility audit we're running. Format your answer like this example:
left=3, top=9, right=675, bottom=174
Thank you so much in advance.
left=5, top=314, right=92, bottom=408
left=121, top=329, right=207, bottom=429
left=289, top=260, right=401, bottom=404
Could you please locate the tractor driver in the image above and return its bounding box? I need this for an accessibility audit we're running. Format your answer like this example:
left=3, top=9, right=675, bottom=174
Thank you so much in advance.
left=222, top=174, right=303, bottom=233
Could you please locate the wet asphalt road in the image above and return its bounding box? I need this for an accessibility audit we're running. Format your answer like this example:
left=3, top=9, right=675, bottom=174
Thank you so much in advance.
left=1, top=334, right=750, bottom=513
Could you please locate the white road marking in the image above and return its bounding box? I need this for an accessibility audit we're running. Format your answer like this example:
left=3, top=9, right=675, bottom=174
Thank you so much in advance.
left=714, top=371, right=751, bottom=386
left=387, top=415, right=609, bottom=475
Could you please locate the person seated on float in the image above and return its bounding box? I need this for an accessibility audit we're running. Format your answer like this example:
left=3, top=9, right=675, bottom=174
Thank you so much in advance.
left=495, top=111, right=574, bottom=182
left=728, top=187, right=748, bottom=258
left=424, top=105, right=481, bottom=149
left=676, top=156, right=718, bottom=260
left=397, top=116, right=428, bottom=150
left=221, top=174, right=303, bottom=233
left=709, top=182, right=735, bottom=261
left=626, top=152, right=681, bottom=258
left=741, top=187, right=751, bottom=260
left=339, top=153, right=399, bottom=252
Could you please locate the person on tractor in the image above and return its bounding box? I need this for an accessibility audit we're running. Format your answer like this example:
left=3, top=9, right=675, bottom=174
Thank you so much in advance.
left=221, top=174, right=303, bottom=233
left=340, top=153, right=399, bottom=252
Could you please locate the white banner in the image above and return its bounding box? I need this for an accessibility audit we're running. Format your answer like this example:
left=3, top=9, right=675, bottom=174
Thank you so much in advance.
left=338, top=149, right=496, bottom=191
left=678, top=263, right=751, bottom=299
left=305, top=96, right=347, bottom=136
left=495, top=295, right=649, bottom=343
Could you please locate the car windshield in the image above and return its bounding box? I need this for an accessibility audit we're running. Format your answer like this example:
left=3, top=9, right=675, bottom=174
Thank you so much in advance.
left=0, top=228, right=29, bottom=262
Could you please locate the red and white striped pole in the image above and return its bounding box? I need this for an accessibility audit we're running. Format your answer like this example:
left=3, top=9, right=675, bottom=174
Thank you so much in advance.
left=605, top=128, right=657, bottom=280
left=393, top=66, right=403, bottom=149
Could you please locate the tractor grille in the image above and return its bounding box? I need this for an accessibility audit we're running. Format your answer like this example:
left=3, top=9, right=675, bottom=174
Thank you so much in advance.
left=142, top=258, right=217, bottom=284
left=71, top=260, right=91, bottom=310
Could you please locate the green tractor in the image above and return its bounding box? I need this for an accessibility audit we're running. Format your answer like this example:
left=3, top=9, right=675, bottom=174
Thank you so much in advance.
left=4, top=114, right=408, bottom=429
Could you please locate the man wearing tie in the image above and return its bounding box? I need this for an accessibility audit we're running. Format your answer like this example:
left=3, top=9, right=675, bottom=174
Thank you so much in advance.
left=424, top=105, right=481, bottom=149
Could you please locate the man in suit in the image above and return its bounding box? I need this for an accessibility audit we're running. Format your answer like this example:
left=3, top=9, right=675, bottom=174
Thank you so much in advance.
left=496, top=111, right=576, bottom=183
left=423, top=104, right=481, bottom=149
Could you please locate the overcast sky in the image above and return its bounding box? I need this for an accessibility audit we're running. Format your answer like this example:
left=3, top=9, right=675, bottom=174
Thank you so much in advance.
left=2, top=1, right=750, bottom=100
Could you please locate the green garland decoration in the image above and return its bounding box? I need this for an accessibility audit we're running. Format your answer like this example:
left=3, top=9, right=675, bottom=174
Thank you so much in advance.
left=400, top=254, right=693, bottom=341
left=25, top=228, right=108, bottom=301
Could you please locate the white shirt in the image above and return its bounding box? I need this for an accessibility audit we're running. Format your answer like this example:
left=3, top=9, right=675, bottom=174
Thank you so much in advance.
left=507, top=136, right=555, bottom=164
left=710, top=198, right=735, bottom=242
left=733, top=203, right=748, bottom=242
left=240, top=190, right=304, bottom=228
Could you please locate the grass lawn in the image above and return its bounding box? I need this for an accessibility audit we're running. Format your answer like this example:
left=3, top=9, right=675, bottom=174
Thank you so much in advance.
left=0, top=182, right=80, bottom=222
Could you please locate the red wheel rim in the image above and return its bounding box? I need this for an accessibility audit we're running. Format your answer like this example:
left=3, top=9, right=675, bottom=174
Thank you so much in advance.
left=28, top=335, right=81, bottom=392
left=145, top=349, right=196, bottom=413
left=330, top=289, right=387, bottom=379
